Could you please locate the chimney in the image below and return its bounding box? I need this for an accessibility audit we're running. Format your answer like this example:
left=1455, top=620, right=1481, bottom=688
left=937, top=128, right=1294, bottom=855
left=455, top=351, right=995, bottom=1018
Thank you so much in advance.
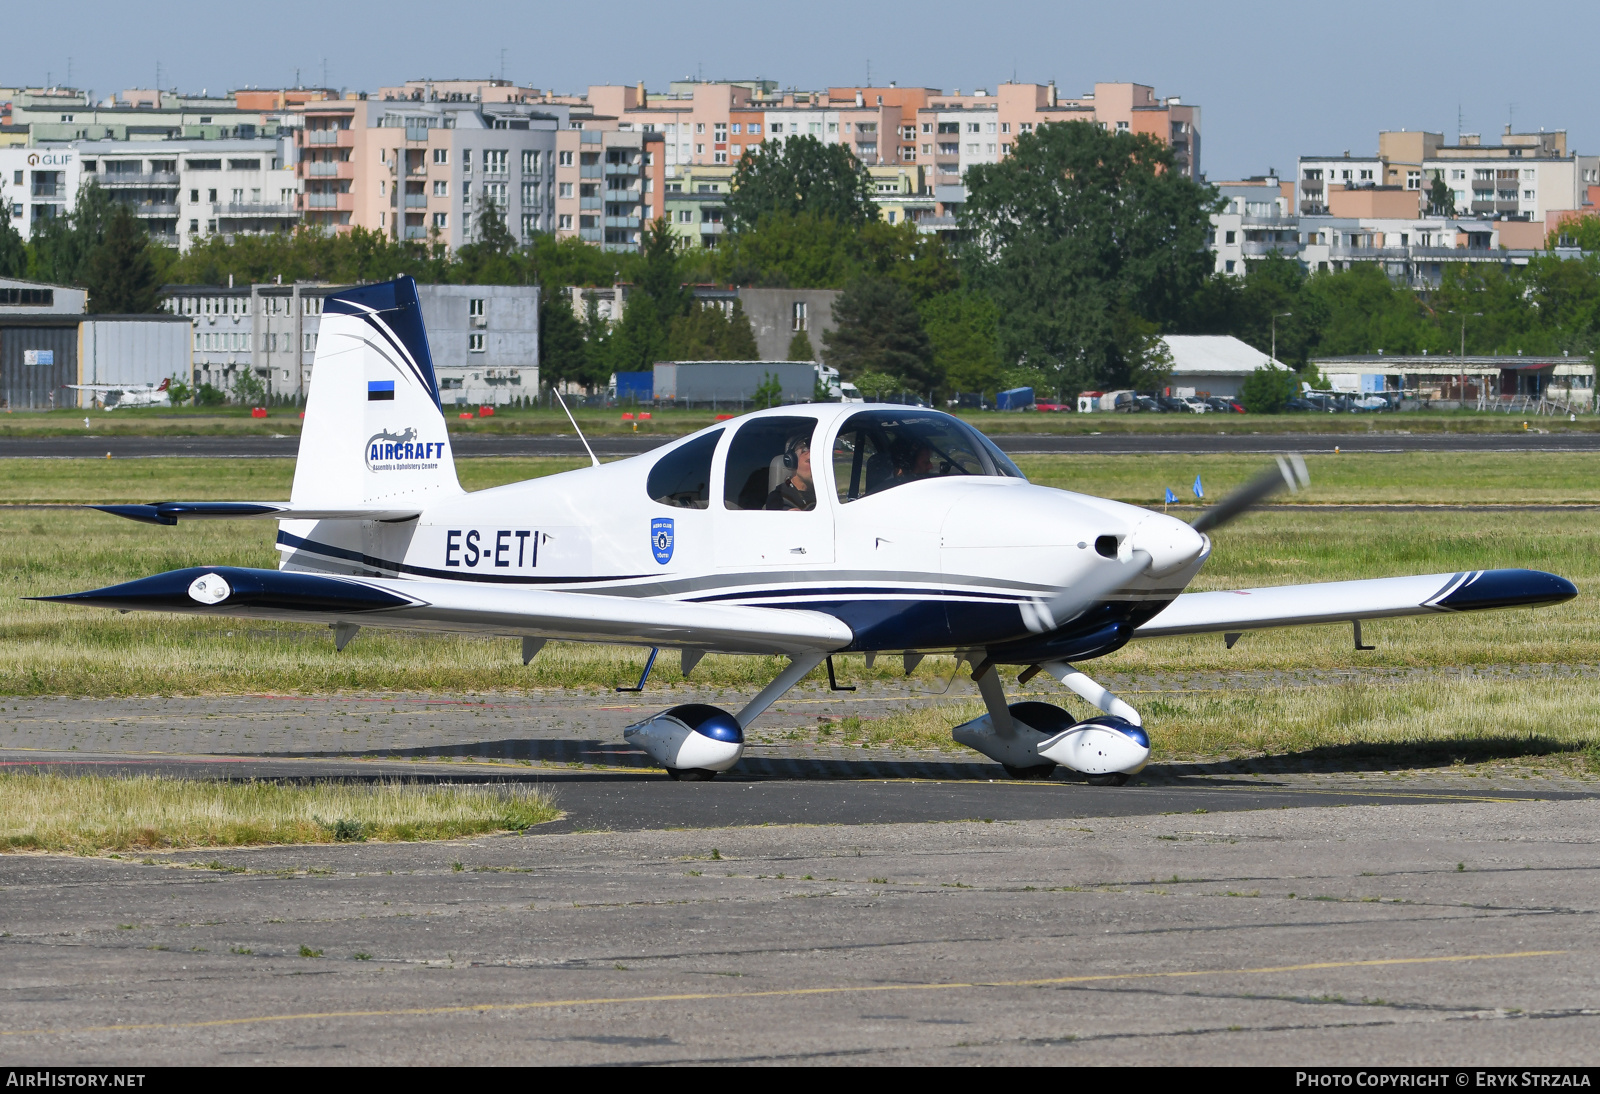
left=855, top=89, right=864, bottom=107
left=636, top=80, right=645, bottom=106
left=1047, top=80, right=1057, bottom=108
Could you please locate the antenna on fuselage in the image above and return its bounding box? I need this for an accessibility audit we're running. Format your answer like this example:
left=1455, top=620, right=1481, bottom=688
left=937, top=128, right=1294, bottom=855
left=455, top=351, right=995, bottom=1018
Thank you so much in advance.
left=551, top=388, right=600, bottom=468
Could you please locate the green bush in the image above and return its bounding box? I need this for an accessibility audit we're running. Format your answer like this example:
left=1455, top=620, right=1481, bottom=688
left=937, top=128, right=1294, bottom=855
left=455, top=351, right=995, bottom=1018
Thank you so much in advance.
left=194, top=383, right=226, bottom=407
left=1240, top=365, right=1299, bottom=414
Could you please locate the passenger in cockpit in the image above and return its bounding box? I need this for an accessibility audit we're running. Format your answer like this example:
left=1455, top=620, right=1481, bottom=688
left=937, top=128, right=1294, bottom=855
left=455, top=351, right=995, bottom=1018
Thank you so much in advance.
left=765, top=434, right=816, bottom=511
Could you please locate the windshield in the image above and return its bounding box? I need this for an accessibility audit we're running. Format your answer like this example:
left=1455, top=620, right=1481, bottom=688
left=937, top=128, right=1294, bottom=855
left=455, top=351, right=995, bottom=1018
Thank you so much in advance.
left=831, top=409, right=1025, bottom=503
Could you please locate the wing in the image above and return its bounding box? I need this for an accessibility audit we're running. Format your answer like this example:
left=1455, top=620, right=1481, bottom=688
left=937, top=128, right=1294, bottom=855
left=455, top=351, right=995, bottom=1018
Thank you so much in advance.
left=90, top=503, right=422, bottom=525
left=36, top=566, right=853, bottom=657
left=1134, top=569, right=1576, bottom=639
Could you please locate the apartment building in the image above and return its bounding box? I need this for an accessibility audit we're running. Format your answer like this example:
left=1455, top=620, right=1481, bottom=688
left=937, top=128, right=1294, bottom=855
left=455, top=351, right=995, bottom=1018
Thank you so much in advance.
left=75, top=139, right=297, bottom=249
left=0, top=146, right=84, bottom=237
left=1301, top=127, right=1597, bottom=224
left=662, top=161, right=734, bottom=247
left=1210, top=176, right=1297, bottom=274
left=300, top=97, right=564, bottom=247
left=162, top=281, right=539, bottom=405
left=551, top=128, right=665, bottom=251
left=582, top=78, right=1199, bottom=228
left=378, top=78, right=547, bottom=105
left=12, top=87, right=290, bottom=143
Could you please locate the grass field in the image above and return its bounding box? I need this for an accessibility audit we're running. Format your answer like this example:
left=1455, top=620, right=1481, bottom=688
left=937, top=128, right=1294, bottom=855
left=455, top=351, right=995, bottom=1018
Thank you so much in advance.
left=0, top=774, right=560, bottom=854
left=11, top=450, right=1600, bottom=505
left=3, top=454, right=1597, bottom=766
left=5, top=402, right=1597, bottom=438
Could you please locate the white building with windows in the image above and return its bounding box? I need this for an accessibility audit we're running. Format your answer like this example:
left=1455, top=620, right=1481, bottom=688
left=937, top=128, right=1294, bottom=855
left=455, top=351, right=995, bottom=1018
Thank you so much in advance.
left=0, top=146, right=85, bottom=238
left=161, top=281, right=538, bottom=405
left=7, top=139, right=298, bottom=249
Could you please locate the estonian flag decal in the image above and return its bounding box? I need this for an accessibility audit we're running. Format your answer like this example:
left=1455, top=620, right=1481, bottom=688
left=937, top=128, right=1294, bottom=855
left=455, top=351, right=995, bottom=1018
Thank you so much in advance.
left=368, top=380, right=395, bottom=402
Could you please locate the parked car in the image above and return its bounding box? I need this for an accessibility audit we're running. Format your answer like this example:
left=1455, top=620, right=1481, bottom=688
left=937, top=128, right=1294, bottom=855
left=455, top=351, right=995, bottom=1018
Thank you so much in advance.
left=1205, top=396, right=1246, bottom=414
left=1119, top=394, right=1165, bottom=412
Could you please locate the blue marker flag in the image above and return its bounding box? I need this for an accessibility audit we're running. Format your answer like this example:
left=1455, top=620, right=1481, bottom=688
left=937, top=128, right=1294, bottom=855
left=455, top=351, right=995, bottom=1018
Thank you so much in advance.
left=1165, top=488, right=1177, bottom=504
left=1192, top=474, right=1204, bottom=499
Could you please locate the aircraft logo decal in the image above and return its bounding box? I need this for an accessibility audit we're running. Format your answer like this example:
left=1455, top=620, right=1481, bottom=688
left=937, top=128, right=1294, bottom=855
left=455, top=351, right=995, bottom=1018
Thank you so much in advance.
left=651, top=518, right=674, bottom=565
left=365, top=426, right=444, bottom=471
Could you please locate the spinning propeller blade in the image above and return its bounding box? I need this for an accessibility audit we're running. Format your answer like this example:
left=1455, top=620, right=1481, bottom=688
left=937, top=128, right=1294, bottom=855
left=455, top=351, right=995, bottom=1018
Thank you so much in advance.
left=1030, top=549, right=1153, bottom=632
left=1024, top=456, right=1309, bottom=636
left=1190, top=455, right=1309, bottom=534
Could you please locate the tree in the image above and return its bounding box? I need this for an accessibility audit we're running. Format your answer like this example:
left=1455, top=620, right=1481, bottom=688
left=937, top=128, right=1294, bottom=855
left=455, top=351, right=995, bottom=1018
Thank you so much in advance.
left=1239, top=365, right=1298, bottom=414
left=29, top=179, right=117, bottom=286
left=1116, top=311, right=1175, bottom=393
left=726, top=136, right=876, bottom=232
left=667, top=301, right=758, bottom=360
left=602, top=292, right=668, bottom=375
left=83, top=204, right=161, bottom=314
left=0, top=201, right=25, bottom=278
left=921, top=291, right=1002, bottom=395
left=822, top=278, right=935, bottom=391
left=637, top=218, right=689, bottom=320
left=787, top=329, right=816, bottom=362
left=539, top=289, right=588, bottom=390
left=960, top=120, right=1220, bottom=393
left=1427, top=175, right=1456, bottom=217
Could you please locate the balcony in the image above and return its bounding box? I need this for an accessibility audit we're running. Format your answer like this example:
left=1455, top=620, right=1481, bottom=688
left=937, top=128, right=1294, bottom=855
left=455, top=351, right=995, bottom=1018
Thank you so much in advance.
left=1242, top=240, right=1301, bottom=257
left=579, top=227, right=603, bottom=243
left=579, top=164, right=603, bottom=179
left=216, top=203, right=296, bottom=216
left=603, top=188, right=638, bottom=202
left=98, top=172, right=179, bottom=187
left=605, top=215, right=641, bottom=229
left=603, top=160, right=638, bottom=175
left=148, top=233, right=179, bottom=247
left=405, top=127, right=430, bottom=143
left=579, top=197, right=602, bottom=210
left=404, top=194, right=428, bottom=208
left=1300, top=180, right=1323, bottom=193
left=1241, top=214, right=1296, bottom=228
left=404, top=226, right=428, bottom=240
left=131, top=203, right=180, bottom=217
left=1328, top=247, right=1410, bottom=260
left=303, top=193, right=353, bottom=210
left=304, top=160, right=354, bottom=178
left=304, top=129, right=351, bottom=146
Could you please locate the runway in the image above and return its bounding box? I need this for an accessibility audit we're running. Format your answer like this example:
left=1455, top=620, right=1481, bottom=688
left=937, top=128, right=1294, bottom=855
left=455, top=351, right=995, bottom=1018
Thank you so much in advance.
left=5, top=428, right=1600, bottom=459
left=4, top=686, right=1599, bottom=1063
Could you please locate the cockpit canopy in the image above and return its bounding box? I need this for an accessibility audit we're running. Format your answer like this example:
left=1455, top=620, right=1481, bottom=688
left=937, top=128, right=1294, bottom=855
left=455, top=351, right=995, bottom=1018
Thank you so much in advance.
left=645, top=408, right=1025, bottom=511
left=831, top=409, right=1024, bottom=502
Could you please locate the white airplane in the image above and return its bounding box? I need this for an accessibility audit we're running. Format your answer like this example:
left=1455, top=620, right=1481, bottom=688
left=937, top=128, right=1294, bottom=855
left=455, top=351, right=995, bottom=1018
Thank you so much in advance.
left=45, top=277, right=1577, bottom=783
left=67, top=377, right=172, bottom=409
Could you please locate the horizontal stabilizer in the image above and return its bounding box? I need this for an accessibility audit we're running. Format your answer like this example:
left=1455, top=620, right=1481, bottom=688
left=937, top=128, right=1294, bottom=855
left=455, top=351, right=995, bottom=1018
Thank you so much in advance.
left=92, top=502, right=421, bottom=526
left=38, top=566, right=855, bottom=657
left=1134, top=568, right=1576, bottom=639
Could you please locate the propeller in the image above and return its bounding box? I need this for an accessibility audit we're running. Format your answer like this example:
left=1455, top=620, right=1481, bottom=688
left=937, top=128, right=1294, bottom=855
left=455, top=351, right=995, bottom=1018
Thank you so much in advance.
left=1022, top=454, right=1310, bottom=634
left=1191, top=455, right=1309, bottom=534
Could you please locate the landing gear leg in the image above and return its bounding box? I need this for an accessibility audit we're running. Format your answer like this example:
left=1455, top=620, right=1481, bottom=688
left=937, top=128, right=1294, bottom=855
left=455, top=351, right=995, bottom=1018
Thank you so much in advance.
left=624, top=652, right=828, bottom=781
left=951, top=650, right=1058, bottom=778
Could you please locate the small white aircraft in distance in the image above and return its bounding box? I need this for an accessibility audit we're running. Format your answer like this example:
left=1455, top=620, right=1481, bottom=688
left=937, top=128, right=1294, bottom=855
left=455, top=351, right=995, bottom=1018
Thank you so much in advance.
left=67, top=377, right=172, bottom=409
left=44, top=277, right=1577, bottom=783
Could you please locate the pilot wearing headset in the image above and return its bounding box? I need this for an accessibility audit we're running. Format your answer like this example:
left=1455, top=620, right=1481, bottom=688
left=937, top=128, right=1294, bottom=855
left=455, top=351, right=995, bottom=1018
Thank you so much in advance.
left=765, top=433, right=816, bottom=511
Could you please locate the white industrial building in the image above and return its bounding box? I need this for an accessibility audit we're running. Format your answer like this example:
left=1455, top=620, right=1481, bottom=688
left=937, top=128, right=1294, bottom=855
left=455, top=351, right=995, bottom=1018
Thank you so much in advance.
left=161, top=281, right=539, bottom=405
left=1161, top=335, right=1284, bottom=398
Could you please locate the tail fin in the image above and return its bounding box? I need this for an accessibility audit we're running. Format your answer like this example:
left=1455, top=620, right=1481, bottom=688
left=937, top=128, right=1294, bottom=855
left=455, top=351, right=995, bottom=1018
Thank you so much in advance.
left=291, top=276, right=463, bottom=509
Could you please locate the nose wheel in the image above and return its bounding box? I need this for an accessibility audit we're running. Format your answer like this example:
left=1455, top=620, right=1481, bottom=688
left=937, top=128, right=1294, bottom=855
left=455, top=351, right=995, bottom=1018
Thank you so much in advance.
left=666, top=767, right=719, bottom=782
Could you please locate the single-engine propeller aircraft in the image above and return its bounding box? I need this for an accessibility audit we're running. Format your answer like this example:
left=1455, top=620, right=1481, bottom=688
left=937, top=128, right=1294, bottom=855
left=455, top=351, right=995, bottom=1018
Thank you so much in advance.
left=43, top=277, right=1578, bottom=783
left=67, top=377, right=173, bottom=410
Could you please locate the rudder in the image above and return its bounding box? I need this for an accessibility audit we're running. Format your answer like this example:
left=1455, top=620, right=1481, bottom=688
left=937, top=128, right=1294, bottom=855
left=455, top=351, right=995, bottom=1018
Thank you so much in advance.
left=290, top=276, right=462, bottom=509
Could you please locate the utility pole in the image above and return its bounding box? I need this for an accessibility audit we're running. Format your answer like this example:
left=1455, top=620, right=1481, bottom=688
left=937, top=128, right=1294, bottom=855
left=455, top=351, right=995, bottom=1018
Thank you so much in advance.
left=1272, top=311, right=1292, bottom=368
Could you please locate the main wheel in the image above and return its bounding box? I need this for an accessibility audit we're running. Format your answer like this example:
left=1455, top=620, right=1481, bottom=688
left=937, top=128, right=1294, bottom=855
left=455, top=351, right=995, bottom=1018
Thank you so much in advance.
left=1086, top=772, right=1131, bottom=787
left=1002, top=763, right=1057, bottom=780
left=667, top=767, right=718, bottom=782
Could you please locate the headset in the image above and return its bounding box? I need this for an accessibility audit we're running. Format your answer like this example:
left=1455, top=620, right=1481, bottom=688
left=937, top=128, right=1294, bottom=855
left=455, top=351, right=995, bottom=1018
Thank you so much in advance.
left=782, top=433, right=810, bottom=471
